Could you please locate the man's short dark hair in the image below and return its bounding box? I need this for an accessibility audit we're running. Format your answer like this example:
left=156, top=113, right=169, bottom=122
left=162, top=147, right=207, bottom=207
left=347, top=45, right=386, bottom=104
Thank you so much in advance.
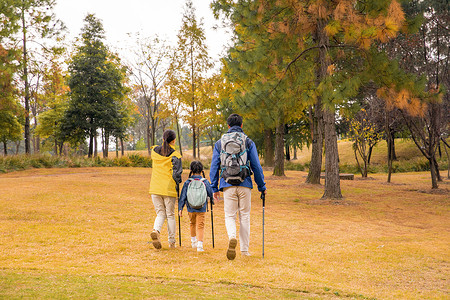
left=227, top=113, right=243, bottom=127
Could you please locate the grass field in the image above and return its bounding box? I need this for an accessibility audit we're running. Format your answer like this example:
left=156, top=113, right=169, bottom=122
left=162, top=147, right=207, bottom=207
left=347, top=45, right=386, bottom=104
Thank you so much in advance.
left=0, top=167, right=448, bottom=299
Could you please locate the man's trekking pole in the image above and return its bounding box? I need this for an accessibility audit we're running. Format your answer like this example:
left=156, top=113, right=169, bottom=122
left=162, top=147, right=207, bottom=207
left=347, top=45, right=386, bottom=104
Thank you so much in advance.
left=210, top=198, right=215, bottom=248
left=177, top=184, right=181, bottom=247
left=261, top=192, right=266, bottom=258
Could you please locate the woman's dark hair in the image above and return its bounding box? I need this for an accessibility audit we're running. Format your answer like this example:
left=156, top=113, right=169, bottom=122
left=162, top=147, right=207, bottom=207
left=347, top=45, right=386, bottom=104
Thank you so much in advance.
left=227, top=113, right=243, bottom=127
left=161, top=129, right=176, bottom=156
left=189, top=160, right=205, bottom=178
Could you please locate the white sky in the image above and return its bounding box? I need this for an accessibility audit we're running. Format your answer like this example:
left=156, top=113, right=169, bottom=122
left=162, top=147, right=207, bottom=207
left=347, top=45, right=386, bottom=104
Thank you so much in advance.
left=53, top=0, right=231, bottom=63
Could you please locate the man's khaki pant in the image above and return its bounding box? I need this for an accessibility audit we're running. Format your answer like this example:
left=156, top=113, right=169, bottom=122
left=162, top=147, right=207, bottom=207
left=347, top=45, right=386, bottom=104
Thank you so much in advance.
left=223, top=186, right=252, bottom=253
left=151, top=194, right=176, bottom=244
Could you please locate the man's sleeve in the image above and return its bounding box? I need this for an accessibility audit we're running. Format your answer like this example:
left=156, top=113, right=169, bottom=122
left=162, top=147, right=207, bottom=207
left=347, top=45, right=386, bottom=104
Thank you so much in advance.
left=248, top=141, right=266, bottom=192
left=205, top=180, right=214, bottom=205
left=209, top=141, right=221, bottom=193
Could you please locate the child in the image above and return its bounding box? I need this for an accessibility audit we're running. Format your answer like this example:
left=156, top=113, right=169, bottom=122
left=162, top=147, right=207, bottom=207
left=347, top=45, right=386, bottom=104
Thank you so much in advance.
left=178, top=161, right=214, bottom=252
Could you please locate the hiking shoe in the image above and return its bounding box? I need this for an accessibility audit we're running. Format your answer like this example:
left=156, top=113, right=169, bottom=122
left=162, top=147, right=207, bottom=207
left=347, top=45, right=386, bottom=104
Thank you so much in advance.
left=150, top=230, right=161, bottom=249
left=226, top=238, right=237, bottom=260
left=169, top=242, right=176, bottom=249
left=197, top=246, right=204, bottom=252
left=241, top=251, right=251, bottom=256
left=191, top=241, right=197, bottom=248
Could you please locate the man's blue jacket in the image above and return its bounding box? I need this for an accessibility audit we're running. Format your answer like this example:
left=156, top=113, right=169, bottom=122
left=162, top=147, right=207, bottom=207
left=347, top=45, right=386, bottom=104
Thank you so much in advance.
left=210, top=126, right=266, bottom=193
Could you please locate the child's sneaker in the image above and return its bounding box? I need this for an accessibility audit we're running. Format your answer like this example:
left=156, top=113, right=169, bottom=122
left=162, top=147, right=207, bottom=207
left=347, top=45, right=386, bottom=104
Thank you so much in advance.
left=226, top=238, right=237, bottom=260
left=169, top=242, right=176, bottom=249
left=150, top=230, right=161, bottom=249
left=197, top=241, right=204, bottom=252
left=191, top=237, right=197, bottom=248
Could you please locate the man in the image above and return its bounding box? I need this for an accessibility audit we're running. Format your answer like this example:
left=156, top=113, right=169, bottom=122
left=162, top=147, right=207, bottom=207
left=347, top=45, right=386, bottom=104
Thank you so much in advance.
left=210, top=113, right=267, bottom=260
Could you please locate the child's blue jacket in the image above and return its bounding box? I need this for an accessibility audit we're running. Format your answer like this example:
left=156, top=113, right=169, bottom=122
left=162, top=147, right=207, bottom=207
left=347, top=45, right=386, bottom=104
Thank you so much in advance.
left=178, top=175, right=214, bottom=213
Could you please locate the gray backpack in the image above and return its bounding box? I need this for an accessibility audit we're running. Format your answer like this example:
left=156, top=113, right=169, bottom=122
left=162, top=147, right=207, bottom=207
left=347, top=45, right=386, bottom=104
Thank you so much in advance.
left=186, top=178, right=208, bottom=209
left=220, top=132, right=251, bottom=185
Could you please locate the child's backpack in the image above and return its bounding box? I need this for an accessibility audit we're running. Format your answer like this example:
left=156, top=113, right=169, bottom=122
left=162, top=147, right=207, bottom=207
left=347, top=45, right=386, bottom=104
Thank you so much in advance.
left=186, top=178, right=208, bottom=209
left=220, top=132, right=251, bottom=185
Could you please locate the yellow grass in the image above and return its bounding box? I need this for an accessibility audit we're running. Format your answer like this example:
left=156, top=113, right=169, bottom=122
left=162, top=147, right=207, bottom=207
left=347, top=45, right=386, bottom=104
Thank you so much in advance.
left=0, top=168, right=448, bottom=299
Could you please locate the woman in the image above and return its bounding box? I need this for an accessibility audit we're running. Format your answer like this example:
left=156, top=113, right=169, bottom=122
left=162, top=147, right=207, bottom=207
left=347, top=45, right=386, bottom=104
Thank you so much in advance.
left=149, top=129, right=182, bottom=249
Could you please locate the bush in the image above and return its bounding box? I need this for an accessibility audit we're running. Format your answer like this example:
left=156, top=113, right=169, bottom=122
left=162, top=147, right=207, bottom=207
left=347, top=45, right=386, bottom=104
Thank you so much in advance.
left=128, top=154, right=152, bottom=167
left=284, top=161, right=306, bottom=171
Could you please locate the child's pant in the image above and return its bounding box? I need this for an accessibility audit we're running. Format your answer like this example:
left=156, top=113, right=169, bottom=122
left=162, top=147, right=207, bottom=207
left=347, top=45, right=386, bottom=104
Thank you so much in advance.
left=151, top=194, right=176, bottom=245
left=188, top=212, right=206, bottom=242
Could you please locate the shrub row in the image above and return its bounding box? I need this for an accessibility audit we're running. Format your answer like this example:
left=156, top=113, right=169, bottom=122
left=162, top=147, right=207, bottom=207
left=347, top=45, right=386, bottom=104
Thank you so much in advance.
left=0, top=154, right=447, bottom=175
left=0, top=154, right=153, bottom=173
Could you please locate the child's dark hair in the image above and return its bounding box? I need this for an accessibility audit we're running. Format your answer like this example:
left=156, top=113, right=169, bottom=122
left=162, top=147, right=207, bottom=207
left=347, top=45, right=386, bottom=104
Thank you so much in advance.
left=161, top=129, right=176, bottom=156
left=189, top=160, right=205, bottom=178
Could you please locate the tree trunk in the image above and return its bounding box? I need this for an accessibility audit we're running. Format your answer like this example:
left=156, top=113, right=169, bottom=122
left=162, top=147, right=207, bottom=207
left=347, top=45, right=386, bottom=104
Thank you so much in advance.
left=354, top=145, right=364, bottom=177
left=322, top=108, right=343, bottom=199
left=94, top=130, right=98, bottom=158
left=59, top=143, right=63, bottom=156
left=273, top=122, right=285, bottom=176
left=391, top=134, right=397, bottom=160
left=429, top=157, right=438, bottom=189
left=176, top=118, right=183, bottom=156
left=104, top=132, right=109, bottom=158
left=22, top=8, right=31, bottom=154
left=120, top=137, right=124, bottom=156
left=3, top=142, right=7, bottom=156
left=146, top=114, right=151, bottom=155
left=88, top=128, right=94, bottom=158
left=116, top=137, right=119, bottom=158
left=442, top=138, right=450, bottom=179
left=197, top=127, right=200, bottom=159
left=306, top=103, right=323, bottom=184
left=293, top=144, right=298, bottom=160
left=367, top=146, right=373, bottom=165
left=151, top=118, right=156, bottom=147
left=387, top=130, right=393, bottom=183
left=285, top=144, right=290, bottom=161
left=264, top=129, right=274, bottom=167
left=433, top=156, right=441, bottom=182
left=285, top=124, right=290, bottom=161
left=192, top=123, right=196, bottom=159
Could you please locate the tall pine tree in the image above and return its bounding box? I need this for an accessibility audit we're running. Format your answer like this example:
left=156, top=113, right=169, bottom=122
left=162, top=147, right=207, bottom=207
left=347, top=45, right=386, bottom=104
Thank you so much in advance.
left=63, top=14, right=129, bottom=157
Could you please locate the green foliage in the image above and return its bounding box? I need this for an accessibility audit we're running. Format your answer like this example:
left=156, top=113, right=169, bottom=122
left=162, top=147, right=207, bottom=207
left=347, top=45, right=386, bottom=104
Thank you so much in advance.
left=127, top=154, right=152, bottom=167
left=62, top=14, right=130, bottom=155
left=135, top=138, right=146, bottom=151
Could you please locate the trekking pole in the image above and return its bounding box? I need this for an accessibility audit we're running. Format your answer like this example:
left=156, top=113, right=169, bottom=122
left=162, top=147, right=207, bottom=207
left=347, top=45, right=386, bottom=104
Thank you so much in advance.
left=261, top=192, right=266, bottom=258
left=210, top=198, right=215, bottom=248
left=177, top=184, right=181, bottom=247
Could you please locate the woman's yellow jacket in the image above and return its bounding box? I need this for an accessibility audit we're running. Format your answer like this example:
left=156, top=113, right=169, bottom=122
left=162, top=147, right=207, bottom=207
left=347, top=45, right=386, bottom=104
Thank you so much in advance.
left=149, top=145, right=182, bottom=198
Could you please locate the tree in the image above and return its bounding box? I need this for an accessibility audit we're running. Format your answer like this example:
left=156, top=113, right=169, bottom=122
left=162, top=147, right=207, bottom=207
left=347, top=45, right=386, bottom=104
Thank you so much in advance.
left=63, top=14, right=129, bottom=158
left=35, top=55, right=69, bottom=155
left=381, top=0, right=449, bottom=189
left=213, top=0, right=314, bottom=176
left=128, top=36, right=172, bottom=153
left=173, top=0, right=212, bottom=159
left=0, top=35, right=22, bottom=155
left=220, top=0, right=415, bottom=198
left=348, top=108, right=383, bottom=177
left=7, top=0, right=64, bottom=154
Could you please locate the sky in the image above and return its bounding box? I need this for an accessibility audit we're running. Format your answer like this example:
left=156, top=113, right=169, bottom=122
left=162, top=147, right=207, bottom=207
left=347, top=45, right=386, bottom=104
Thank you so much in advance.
left=53, top=0, right=231, bottom=63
